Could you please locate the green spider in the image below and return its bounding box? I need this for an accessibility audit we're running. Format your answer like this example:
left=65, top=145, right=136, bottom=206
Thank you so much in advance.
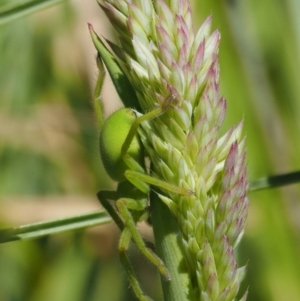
left=93, top=55, right=193, bottom=300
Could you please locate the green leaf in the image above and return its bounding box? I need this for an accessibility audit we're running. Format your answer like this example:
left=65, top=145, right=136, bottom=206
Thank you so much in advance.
left=0, top=210, right=111, bottom=243
left=88, top=23, right=141, bottom=111
left=0, top=0, right=65, bottom=25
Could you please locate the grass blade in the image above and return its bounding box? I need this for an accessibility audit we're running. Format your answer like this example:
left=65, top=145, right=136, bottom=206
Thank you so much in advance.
left=250, top=170, right=300, bottom=191
left=0, top=0, right=65, bottom=25
left=0, top=210, right=111, bottom=243
left=88, top=23, right=141, bottom=111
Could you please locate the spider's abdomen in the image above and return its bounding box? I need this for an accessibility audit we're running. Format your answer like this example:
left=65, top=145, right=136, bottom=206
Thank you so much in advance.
left=99, top=108, right=143, bottom=182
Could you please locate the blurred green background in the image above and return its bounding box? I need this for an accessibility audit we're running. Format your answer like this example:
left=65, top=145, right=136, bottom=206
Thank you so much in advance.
left=0, top=0, right=300, bottom=300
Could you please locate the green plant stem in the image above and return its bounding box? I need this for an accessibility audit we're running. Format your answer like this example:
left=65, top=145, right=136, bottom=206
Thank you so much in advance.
left=250, top=170, right=300, bottom=191
left=0, top=210, right=111, bottom=243
left=150, top=192, right=195, bottom=301
left=1, top=169, right=299, bottom=245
